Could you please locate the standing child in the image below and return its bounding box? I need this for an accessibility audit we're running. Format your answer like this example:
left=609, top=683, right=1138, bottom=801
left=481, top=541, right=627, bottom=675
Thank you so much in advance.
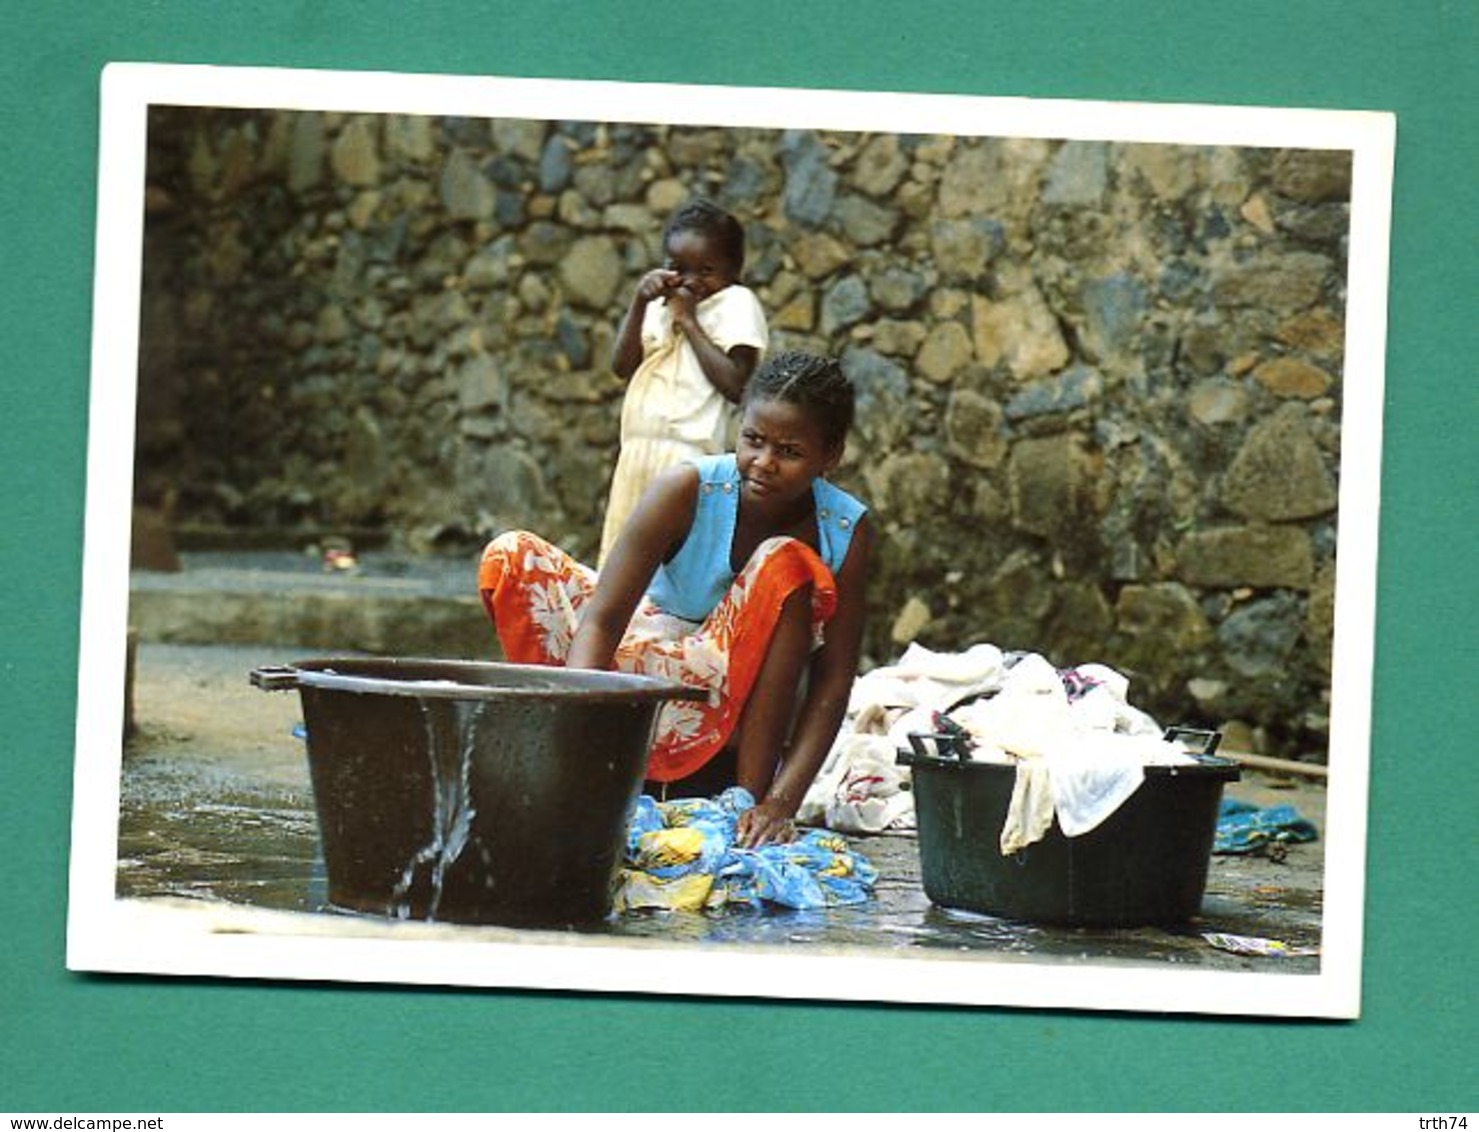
left=600, top=199, right=769, bottom=562
left=481, top=352, right=871, bottom=848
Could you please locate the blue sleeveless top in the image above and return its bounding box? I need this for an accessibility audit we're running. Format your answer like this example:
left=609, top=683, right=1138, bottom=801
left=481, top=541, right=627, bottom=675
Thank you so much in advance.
left=645, top=454, right=868, bottom=622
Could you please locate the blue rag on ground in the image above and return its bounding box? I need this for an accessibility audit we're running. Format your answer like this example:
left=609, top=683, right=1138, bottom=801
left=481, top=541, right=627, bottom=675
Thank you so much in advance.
left=616, top=786, right=879, bottom=913
left=1214, top=797, right=1319, bottom=854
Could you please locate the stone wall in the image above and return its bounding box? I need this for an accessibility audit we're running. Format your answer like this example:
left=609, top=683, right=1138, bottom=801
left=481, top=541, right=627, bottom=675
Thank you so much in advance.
left=136, top=106, right=1352, bottom=760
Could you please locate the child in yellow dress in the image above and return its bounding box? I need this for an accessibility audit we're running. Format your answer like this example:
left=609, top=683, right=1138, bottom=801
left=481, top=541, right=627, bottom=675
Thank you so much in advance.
left=600, top=199, right=769, bottom=562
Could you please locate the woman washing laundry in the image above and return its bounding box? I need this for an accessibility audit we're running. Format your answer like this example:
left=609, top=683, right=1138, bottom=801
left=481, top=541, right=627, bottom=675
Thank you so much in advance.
left=479, top=351, right=872, bottom=848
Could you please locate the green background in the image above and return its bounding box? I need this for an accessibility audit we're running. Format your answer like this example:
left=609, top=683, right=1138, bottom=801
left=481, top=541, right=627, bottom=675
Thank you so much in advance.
left=3, top=0, right=1474, bottom=1112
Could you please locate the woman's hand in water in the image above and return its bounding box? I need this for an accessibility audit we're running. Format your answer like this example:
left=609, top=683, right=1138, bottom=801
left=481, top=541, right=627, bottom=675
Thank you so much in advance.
left=735, top=798, right=797, bottom=849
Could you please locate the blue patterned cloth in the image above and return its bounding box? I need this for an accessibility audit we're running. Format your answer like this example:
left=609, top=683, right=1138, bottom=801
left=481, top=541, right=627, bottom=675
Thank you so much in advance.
left=1214, top=798, right=1319, bottom=854
left=617, top=787, right=879, bottom=912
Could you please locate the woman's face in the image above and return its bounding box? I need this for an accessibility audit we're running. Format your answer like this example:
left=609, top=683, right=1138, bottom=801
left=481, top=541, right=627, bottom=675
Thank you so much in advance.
left=735, top=397, right=840, bottom=514
left=663, top=229, right=737, bottom=302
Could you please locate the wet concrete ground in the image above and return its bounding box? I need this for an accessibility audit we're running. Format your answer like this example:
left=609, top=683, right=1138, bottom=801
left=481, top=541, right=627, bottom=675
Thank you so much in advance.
left=115, top=640, right=1327, bottom=974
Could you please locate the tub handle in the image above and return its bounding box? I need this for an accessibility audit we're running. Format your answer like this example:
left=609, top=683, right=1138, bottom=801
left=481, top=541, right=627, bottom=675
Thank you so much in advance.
left=250, top=665, right=300, bottom=692
left=899, top=731, right=974, bottom=767
left=1163, top=726, right=1229, bottom=764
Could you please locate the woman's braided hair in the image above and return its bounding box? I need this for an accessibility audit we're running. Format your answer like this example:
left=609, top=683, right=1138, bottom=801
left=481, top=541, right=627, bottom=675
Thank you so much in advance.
left=743, top=351, right=856, bottom=451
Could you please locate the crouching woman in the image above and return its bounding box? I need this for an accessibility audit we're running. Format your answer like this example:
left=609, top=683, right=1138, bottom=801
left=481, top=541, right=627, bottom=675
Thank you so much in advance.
left=479, top=351, right=872, bottom=848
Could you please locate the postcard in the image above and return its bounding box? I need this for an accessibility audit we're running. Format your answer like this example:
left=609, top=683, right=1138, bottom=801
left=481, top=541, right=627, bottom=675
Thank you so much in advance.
left=69, top=62, right=1394, bottom=1018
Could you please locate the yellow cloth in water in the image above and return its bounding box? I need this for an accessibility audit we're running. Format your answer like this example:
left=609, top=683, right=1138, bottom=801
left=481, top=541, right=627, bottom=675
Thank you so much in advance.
left=613, top=869, right=715, bottom=913
left=634, top=826, right=707, bottom=870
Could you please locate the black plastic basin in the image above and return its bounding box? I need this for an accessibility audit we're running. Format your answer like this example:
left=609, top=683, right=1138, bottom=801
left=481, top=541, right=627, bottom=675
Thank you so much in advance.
left=253, top=657, right=704, bottom=928
left=898, top=731, right=1239, bottom=927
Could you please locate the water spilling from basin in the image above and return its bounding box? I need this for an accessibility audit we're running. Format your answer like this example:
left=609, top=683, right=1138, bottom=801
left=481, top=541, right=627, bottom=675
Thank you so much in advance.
left=389, top=699, right=483, bottom=921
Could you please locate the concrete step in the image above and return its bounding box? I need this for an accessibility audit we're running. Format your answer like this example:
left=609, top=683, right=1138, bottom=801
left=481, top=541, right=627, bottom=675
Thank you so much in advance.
left=129, top=551, right=500, bottom=660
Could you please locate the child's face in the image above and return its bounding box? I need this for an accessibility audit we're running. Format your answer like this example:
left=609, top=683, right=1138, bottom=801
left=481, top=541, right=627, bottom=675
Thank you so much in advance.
left=663, top=230, right=738, bottom=302
left=736, top=397, right=841, bottom=514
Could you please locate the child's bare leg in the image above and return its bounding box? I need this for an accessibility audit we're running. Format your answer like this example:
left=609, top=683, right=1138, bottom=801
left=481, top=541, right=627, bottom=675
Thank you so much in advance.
left=733, top=584, right=813, bottom=800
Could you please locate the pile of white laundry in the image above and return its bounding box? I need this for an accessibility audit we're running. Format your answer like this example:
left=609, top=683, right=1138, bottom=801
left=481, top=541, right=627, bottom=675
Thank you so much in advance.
left=797, top=642, right=1198, bottom=853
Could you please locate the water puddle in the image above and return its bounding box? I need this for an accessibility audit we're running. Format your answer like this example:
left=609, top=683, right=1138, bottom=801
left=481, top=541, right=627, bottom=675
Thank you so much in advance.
left=117, top=751, right=327, bottom=913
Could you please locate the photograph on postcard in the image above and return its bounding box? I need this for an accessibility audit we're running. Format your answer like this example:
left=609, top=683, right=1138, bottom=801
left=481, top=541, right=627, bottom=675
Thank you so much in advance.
left=68, top=64, right=1392, bottom=1018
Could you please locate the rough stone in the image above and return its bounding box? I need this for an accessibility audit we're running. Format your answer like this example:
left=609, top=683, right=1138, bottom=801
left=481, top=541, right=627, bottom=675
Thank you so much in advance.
left=1115, top=583, right=1213, bottom=654
left=977, top=549, right=1057, bottom=650
left=514, top=272, right=550, bottom=310
left=916, top=321, right=974, bottom=384
left=772, top=293, right=815, bottom=332
left=945, top=390, right=1008, bottom=469
left=331, top=118, right=380, bottom=187
left=347, top=191, right=381, bottom=231
left=1080, top=273, right=1147, bottom=362
left=603, top=203, right=656, bottom=234
left=1305, top=559, right=1337, bottom=675
left=861, top=451, right=951, bottom=526
left=1221, top=405, right=1337, bottom=521
left=842, top=347, right=912, bottom=448
left=1120, top=142, right=1204, bottom=201
left=340, top=406, right=388, bottom=514
left=1009, top=433, right=1100, bottom=541
left=557, top=188, right=601, bottom=229
left=853, top=134, right=909, bottom=197
left=930, top=218, right=1004, bottom=283
left=539, top=136, right=574, bottom=193
left=781, top=130, right=838, bottom=225
left=891, top=595, right=932, bottom=645
left=971, top=290, right=1070, bottom=381
left=871, top=319, right=927, bottom=357
left=791, top=231, right=851, bottom=279
left=464, top=245, right=509, bottom=290
left=559, top=236, right=623, bottom=310
left=646, top=178, right=689, bottom=215
left=667, top=128, right=727, bottom=168
left=1177, top=525, right=1315, bottom=589
left=491, top=119, right=547, bottom=163
left=572, top=164, right=616, bottom=208
left=1274, top=202, right=1351, bottom=243
left=1044, top=582, right=1115, bottom=664
left=539, top=369, right=611, bottom=405
left=456, top=353, right=506, bottom=413
left=1042, top=140, right=1108, bottom=206
left=381, top=115, right=432, bottom=165
left=1180, top=320, right=1229, bottom=376
left=460, top=442, right=549, bottom=525
left=820, top=275, right=870, bottom=336
left=440, top=149, right=495, bottom=221
left=1004, top=365, right=1103, bottom=422
left=1275, top=308, right=1345, bottom=360
left=1213, top=251, right=1332, bottom=311
left=519, top=221, right=573, bottom=266
left=1240, top=193, right=1276, bottom=235
left=287, top=112, right=325, bottom=194
left=1253, top=357, right=1333, bottom=399
left=870, top=267, right=929, bottom=314
left=218, top=130, right=256, bottom=197
left=834, top=194, right=899, bottom=246
left=1271, top=149, right=1352, bottom=204
left=1217, top=592, right=1303, bottom=679
left=315, top=303, right=350, bottom=344
left=938, top=143, right=1000, bottom=217
left=1188, top=378, right=1251, bottom=426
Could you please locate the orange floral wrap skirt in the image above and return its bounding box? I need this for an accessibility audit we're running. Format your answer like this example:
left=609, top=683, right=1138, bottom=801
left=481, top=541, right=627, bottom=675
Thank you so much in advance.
left=478, top=530, right=838, bottom=782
